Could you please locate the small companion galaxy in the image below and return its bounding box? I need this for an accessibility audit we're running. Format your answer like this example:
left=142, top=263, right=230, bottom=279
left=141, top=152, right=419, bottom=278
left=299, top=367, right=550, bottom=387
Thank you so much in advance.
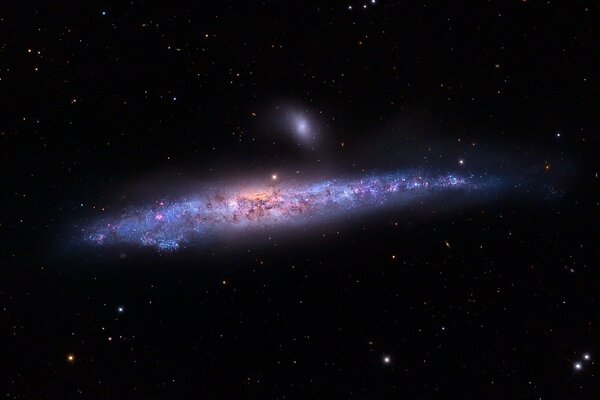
left=3, top=1, right=598, bottom=398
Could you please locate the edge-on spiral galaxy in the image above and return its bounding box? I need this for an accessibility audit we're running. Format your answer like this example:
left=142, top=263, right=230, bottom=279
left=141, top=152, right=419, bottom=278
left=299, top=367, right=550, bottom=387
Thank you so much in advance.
left=82, top=171, right=501, bottom=251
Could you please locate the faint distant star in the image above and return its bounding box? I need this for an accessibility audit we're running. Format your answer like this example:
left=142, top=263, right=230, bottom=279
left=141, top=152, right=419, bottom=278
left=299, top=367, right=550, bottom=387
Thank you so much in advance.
left=101, top=11, right=106, bottom=16
left=272, top=174, right=278, bottom=180
left=383, top=355, right=391, bottom=364
left=117, top=306, right=124, bottom=313
left=574, top=362, right=582, bottom=370
left=458, top=159, right=465, bottom=165
left=583, top=353, right=590, bottom=361
left=67, top=354, right=75, bottom=363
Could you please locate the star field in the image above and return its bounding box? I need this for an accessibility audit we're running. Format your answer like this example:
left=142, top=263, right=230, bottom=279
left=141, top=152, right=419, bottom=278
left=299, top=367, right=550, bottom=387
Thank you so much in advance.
left=2, top=1, right=598, bottom=398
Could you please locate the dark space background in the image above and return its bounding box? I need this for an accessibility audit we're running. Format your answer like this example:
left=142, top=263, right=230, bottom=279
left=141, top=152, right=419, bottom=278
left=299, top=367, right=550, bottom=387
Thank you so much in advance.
left=2, top=1, right=599, bottom=398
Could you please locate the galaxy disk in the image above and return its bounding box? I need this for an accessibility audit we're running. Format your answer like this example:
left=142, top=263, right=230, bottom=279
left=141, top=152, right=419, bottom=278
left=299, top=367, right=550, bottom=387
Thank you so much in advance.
left=83, top=170, right=501, bottom=251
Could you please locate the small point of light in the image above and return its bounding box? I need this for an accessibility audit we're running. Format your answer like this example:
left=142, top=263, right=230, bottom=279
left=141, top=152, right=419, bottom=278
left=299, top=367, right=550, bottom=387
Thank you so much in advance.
left=574, top=362, right=582, bottom=370
left=458, top=159, right=464, bottom=165
left=583, top=353, right=591, bottom=361
left=172, top=97, right=177, bottom=101
left=556, top=132, right=561, bottom=138
left=67, top=354, right=75, bottom=362
left=383, top=355, right=391, bottom=364
left=272, top=174, right=278, bottom=180
left=101, top=10, right=107, bottom=16
left=117, top=306, right=124, bottom=313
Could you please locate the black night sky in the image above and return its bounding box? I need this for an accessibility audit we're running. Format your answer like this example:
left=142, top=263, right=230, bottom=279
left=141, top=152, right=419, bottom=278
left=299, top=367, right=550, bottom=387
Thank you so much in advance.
left=2, top=1, right=599, bottom=398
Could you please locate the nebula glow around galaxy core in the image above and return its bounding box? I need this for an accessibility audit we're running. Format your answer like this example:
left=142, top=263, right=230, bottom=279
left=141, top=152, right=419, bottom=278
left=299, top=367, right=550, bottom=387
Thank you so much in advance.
left=82, top=171, right=501, bottom=251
